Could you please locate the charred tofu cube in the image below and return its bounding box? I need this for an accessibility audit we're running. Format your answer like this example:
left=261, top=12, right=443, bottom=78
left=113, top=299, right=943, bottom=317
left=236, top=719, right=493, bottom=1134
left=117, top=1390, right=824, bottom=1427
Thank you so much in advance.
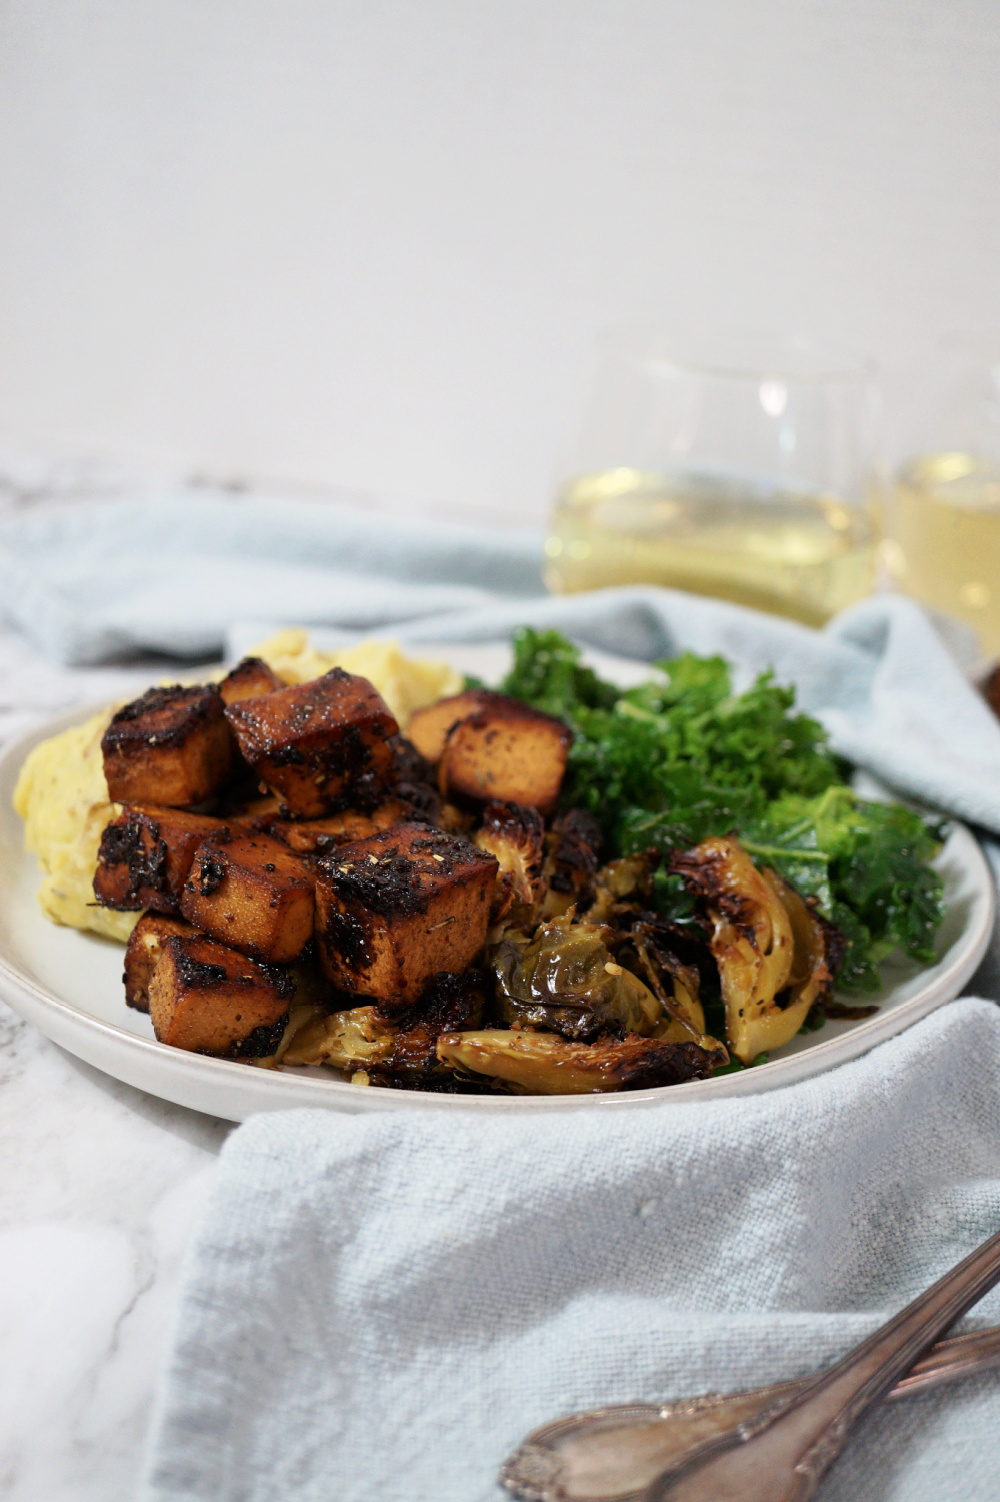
left=148, top=932, right=294, bottom=1056
left=406, top=690, right=495, bottom=765
left=94, top=806, right=225, bottom=912
left=180, top=830, right=316, bottom=962
left=221, top=792, right=284, bottom=831
left=271, top=798, right=410, bottom=856
left=123, top=913, right=193, bottom=1011
left=314, top=823, right=497, bottom=1012
left=218, top=656, right=284, bottom=707
left=102, top=685, right=234, bottom=806
left=224, top=668, right=399, bottom=818
left=438, top=697, right=572, bottom=816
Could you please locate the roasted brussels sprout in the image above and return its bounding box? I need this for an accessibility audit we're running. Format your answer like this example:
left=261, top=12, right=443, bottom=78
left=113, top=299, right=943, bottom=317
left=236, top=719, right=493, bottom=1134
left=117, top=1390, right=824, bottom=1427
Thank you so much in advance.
left=669, top=835, right=837, bottom=1064
left=474, top=800, right=546, bottom=923
left=628, top=920, right=726, bottom=1059
left=490, top=911, right=662, bottom=1040
left=280, top=1003, right=396, bottom=1072
left=435, top=1028, right=720, bottom=1094
left=281, top=970, right=486, bottom=1087
left=540, top=809, right=603, bottom=916
left=752, top=867, right=838, bottom=1051
left=586, top=851, right=656, bottom=925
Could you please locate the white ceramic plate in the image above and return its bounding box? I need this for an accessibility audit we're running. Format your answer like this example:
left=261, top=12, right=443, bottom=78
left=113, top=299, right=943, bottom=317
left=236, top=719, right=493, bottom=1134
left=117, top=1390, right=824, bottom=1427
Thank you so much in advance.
left=0, top=647, right=994, bottom=1121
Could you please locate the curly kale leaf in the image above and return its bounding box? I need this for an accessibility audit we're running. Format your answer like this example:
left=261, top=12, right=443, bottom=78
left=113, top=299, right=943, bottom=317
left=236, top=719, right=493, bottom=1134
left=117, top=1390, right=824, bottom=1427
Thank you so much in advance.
left=500, top=626, right=619, bottom=721
left=741, top=788, right=945, bottom=984
left=499, top=627, right=946, bottom=988
left=566, top=654, right=841, bottom=847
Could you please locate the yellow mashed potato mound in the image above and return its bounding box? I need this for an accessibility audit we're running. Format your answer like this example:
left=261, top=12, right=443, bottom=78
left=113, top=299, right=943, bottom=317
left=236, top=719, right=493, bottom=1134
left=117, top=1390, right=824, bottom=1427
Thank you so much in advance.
left=247, top=630, right=462, bottom=727
left=13, top=708, right=138, bottom=942
left=13, top=634, right=462, bottom=941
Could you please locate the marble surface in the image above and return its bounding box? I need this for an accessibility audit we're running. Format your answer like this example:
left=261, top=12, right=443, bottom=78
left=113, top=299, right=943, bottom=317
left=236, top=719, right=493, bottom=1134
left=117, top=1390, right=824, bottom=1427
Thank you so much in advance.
left=0, top=1009, right=229, bottom=1500
left=0, top=621, right=233, bottom=1500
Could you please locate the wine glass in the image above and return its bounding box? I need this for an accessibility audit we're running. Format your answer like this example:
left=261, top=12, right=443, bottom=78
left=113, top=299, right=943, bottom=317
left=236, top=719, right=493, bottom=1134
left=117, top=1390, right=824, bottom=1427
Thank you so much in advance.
left=545, top=327, right=881, bottom=627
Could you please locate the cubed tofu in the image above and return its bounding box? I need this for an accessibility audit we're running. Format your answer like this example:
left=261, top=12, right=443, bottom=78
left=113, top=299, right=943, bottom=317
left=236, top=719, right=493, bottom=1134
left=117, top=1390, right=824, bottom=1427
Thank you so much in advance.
left=102, top=685, right=234, bottom=806
left=94, top=805, right=225, bottom=912
left=148, top=932, right=294, bottom=1056
left=438, top=698, right=572, bottom=815
left=123, top=913, right=193, bottom=1011
left=180, top=830, right=316, bottom=962
left=388, top=734, right=434, bottom=785
left=406, top=690, right=495, bottom=765
left=314, top=822, right=497, bottom=1012
left=218, top=656, right=284, bottom=707
left=271, top=798, right=410, bottom=855
left=221, top=792, right=284, bottom=831
left=224, top=668, right=399, bottom=818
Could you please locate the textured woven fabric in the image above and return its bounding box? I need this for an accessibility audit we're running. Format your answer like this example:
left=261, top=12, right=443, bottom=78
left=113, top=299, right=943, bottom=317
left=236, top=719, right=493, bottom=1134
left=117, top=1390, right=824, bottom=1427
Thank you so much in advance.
left=141, top=1000, right=1000, bottom=1502
left=2, top=494, right=1000, bottom=831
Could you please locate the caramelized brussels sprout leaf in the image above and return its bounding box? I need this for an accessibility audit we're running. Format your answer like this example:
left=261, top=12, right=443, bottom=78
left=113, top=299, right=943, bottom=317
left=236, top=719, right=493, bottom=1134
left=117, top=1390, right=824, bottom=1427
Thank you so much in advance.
left=490, top=912, right=661, bottom=1040
left=436, top=1028, right=722, bottom=1095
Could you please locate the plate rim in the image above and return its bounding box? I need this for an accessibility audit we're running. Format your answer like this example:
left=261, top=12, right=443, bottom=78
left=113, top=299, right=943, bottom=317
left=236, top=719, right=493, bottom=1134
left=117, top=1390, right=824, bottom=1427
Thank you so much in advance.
left=0, top=685, right=994, bottom=1120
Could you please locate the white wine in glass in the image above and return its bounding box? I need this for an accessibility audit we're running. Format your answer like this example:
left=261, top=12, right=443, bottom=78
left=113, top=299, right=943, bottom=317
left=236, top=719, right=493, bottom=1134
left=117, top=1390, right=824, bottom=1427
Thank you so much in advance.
left=546, top=329, right=880, bottom=627
left=546, top=468, right=876, bottom=627
left=890, top=453, right=1000, bottom=659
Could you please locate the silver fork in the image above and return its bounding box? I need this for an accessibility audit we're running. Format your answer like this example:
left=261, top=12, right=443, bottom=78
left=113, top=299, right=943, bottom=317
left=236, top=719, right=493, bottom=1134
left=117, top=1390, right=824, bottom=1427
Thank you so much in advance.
left=501, top=1230, right=1000, bottom=1502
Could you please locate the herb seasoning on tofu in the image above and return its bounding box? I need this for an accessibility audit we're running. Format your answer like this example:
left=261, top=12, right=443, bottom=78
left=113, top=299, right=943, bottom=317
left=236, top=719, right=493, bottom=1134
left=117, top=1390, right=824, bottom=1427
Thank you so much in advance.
left=16, top=632, right=948, bottom=1092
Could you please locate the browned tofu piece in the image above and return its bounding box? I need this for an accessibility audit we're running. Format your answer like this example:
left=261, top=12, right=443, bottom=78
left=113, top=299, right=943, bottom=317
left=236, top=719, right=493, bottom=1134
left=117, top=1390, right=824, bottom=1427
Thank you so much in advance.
left=224, top=668, right=399, bottom=818
left=314, top=823, right=497, bottom=1012
left=123, top=913, right=193, bottom=1012
left=102, top=685, right=234, bottom=806
left=438, top=698, right=572, bottom=815
left=272, top=798, right=410, bottom=855
left=180, top=830, right=316, bottom=962
left=218, top=656, right=284, bottom=707
left=406, top=690, right=495, bottom=765
left=148, top=932, right=294, bottom=1056
left=221, top=792, right=284, bottom=831
left=94, top=806, right=225, bottom=912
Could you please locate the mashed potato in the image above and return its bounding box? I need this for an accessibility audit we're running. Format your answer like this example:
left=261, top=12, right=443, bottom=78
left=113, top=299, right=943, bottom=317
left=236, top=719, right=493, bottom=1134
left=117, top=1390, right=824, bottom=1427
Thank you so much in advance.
left=13, top=708, right=138, bottom=942
left=247, top=631, right=462, bottom=728
left=13, top=634, right=462, bottom=941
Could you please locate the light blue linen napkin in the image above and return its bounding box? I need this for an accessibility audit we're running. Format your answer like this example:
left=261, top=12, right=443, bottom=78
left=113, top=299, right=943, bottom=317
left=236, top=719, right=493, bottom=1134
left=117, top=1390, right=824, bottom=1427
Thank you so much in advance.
left=141, top=999, right=1000, bottom=1502
left=2, top=494, right=1000, bottom=833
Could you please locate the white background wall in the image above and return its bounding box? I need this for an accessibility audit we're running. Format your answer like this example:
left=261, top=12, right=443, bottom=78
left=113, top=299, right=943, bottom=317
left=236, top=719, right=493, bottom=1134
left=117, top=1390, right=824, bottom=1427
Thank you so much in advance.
left=0, top=0, right=998, bottom=526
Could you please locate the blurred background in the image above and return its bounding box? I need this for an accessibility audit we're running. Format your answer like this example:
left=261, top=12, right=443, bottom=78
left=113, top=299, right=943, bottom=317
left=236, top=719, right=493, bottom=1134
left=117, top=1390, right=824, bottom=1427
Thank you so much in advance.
left=1, top=0, right=998, bottom=531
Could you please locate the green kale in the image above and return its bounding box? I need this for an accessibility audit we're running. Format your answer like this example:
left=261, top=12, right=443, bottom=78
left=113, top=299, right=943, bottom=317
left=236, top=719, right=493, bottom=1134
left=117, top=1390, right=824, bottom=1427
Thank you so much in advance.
left=500, top=627, right=619, bottom=721
left=742, top=788, right=945, bottom=981
left=498, top=626, right=947, bottom=991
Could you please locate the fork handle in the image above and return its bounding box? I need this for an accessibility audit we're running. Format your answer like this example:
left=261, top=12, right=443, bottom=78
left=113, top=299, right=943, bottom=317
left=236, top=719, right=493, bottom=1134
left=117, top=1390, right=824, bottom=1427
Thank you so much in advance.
left=644, top=1224, right=1000, bottom=1502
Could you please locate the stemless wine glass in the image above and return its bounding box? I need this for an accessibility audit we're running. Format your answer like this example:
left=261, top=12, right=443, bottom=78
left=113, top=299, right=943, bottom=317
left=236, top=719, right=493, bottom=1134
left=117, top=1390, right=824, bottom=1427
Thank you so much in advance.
left=889, top=336, right=1000, bottom=662
left=544, top=328, right=881, bottom=626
